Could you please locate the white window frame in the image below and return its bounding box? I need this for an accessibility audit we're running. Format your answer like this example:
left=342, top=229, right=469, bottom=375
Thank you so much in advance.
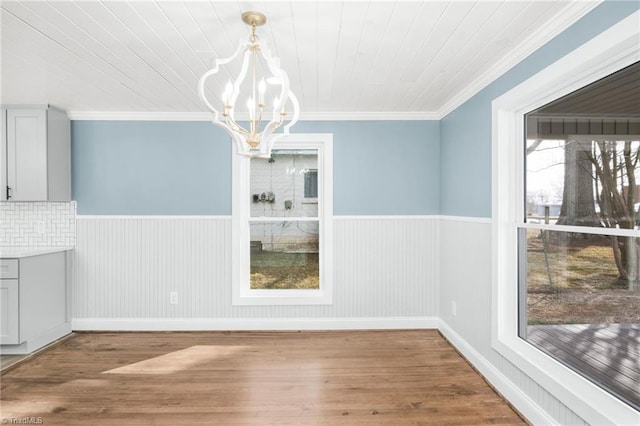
left=492, top=11, right=640, bottom=426
left=232, top=133, right=333, bottom=305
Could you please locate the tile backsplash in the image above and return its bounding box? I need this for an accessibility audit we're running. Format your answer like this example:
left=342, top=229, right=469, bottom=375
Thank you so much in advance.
left=0, top=201, right=76, bottom=247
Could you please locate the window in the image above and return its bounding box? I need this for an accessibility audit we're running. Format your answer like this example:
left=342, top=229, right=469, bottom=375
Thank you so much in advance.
left=304, top=169, right=318, bottom=198
left=521, top=128, right=639, bottom=410
left=232, top=134, right=333, bottom=305
left=492, top=12, right=639, bottom=425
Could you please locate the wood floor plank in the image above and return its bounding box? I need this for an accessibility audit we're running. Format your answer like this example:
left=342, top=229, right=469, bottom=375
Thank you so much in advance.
left=1, top=330, right=527, bottom=425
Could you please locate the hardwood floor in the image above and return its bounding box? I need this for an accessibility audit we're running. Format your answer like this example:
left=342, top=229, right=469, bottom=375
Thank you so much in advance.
left=0, top=354, right=27, bottom=371
left=1, top=330, right=527, bottom=425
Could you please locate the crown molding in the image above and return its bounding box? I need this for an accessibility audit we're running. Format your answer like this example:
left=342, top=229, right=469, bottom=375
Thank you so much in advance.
left=297, top=111, right=440, bottom=121
left=67, top=110, right=440, bottom=121
left=436, top=0, right=603, bottom=119
left=66, top=111, right=213, bottom=121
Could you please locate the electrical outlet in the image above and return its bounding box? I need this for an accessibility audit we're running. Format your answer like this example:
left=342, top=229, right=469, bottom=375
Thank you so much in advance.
left=451, top=300, right=457, bottom=317
left=36, top=221, right=46, bottom=234
left=170, top=291, right=178, bottom=305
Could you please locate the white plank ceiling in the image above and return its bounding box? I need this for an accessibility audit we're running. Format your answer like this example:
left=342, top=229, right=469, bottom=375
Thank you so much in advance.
left=0, top=1, right=602, bottom=119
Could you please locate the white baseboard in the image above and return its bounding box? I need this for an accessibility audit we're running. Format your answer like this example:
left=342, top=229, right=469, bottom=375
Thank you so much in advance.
left=72, top=316, right=439, bottom=331
left=1, top=322, right=72, bottom=355
left=438, top=320, right=555, bottom=426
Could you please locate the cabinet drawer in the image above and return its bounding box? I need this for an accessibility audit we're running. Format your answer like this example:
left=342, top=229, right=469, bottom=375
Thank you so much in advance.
left=0, top=259, right=18, bottom=279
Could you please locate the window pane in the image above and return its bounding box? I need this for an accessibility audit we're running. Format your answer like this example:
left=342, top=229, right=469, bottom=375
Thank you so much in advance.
left=250, top=149, right=319, bottom=218
left=250, top=221, right=319, bottom=289
left=525, top=135, right=640, bottom=229
left=525, top=139, right=565, bottom=224
left=304, top=169, right=318, bottom=198
left=519, top=228, right=640, bottom=409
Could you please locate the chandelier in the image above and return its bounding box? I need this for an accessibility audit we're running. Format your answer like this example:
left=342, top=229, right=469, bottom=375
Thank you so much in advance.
left=198, top=11, right=299, bottom=158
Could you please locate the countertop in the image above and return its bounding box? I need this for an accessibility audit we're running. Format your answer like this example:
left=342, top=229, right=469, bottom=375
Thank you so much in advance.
left=0, top=247, right=75, bottom=259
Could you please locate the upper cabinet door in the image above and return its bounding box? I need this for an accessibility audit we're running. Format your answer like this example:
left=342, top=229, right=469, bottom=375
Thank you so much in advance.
left=1, top=109, right=6, bottom=201
left=6, top=109, right=48, bottom=201
left=3, top=107, right=70, bottom=202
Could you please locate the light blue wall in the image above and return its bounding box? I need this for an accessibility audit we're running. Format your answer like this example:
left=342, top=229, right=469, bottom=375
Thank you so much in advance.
left=72, top=120, right=440, bottom=215
left=296, top=121, right=440, bottom=216
left=72, top=121, right=232, bottom=215
left=440, top=0, right=639, bottom=218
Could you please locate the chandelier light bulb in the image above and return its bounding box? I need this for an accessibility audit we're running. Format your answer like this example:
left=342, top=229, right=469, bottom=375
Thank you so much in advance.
left=258, top=78, right=266, bottom=104
left=222, top=81, right=233, bottom=105
left=247, top=98, right=255, bottom=121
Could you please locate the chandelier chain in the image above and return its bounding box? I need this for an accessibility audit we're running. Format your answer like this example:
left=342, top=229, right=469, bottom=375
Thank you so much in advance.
left=251, top=22, right=257, bottom=43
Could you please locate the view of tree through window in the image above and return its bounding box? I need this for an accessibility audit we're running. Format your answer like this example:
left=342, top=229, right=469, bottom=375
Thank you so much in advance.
left=520, top=61, right=640, bottom=410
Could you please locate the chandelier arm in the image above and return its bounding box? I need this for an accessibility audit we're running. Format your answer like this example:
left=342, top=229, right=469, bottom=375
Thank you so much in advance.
left=198, top=40, right=245, bottom=115
left=198, top=68, right=222, bottom=117
left=207, top=119, right=252, bottom=156
left=283, top=91, right=300, bottom=134
left=231, top=132, right=251, bottom=156
left=224, top=116, right=241, bottom=133
left=198, top=41, right=246, bottom=125
left=225, top=115, right=251, bottom=138
left=260, top=47, right=290, bottom=116
left=256, top=47, right=294, bottom=143
left=227, top=48, right=254, bottom=128
left=258, top=133, right=285, bottom=158
left=256, top=108, right=262, bottom=138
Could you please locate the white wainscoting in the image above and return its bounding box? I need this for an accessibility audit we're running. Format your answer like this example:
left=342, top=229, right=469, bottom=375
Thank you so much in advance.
left=71, top=216, right=439, bottom=327
left=439, top=217, right=588, bottom=426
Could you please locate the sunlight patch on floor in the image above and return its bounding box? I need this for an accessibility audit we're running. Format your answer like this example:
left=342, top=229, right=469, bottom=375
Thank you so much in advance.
left=103, top=345, right=248, bottom=375
left=0, top=397, right=62, bottom=418
left=58, top=378, right=111, bottom=388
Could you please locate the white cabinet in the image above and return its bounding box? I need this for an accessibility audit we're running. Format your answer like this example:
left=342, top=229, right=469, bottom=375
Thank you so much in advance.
left=0, top=258, right=21, bottom=344
left=1, top=106, right=71, bottom=201
left=0, top=278, right=19, bottom=344
left=0, top=251, right=71, bottom=354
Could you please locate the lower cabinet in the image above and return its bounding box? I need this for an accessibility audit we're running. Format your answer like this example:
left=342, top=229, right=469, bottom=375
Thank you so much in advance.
left=0, top=251, right=71, bottom=353
left=0, top=279, right=19, bottom=344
